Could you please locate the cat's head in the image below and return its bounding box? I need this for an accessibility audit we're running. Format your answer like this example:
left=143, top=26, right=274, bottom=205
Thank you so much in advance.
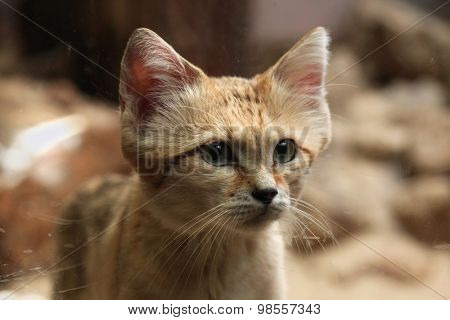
left=119, top=27, right=330, bottom=233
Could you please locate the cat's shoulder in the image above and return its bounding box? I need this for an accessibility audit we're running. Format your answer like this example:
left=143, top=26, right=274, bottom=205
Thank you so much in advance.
left=77, top=174, right=130, bottom=196
left=61, top=174, right=131, bottom=230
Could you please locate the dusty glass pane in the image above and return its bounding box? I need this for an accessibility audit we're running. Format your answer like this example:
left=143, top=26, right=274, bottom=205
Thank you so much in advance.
left=0, top=0, right=448, bottom=300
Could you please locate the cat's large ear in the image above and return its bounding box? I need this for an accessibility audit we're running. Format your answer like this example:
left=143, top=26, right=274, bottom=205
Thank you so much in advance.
left=264, top=27, right=331, bottom=152
left=269, top=27, right=330, bottom=102
left=119, top=28, right=205, bottom=118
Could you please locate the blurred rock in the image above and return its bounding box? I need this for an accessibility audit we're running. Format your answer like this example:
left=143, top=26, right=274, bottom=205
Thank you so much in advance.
left=287, top=231, right=450, bottom=299
left=339, top=79, right=449, bottom=173
left=351, top=123, right=410, bottom=159
left=382, top=78, right=447, bottom=112
left=298, top=150, right=399, bottom=251
left=393, top=176, right=450, bottom=244
left=407, top=109, right=450, bottom=174
left=350, top=0, right=450, bottom=91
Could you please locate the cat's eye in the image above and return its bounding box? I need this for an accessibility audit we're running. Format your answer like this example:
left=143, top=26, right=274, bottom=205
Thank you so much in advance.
left=199, top=141, right=235, bottom=166
left=273, top=139, right=296, bottom=163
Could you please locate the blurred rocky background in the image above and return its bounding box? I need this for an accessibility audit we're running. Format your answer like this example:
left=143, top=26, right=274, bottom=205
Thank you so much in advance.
left=0, top=0, right=448, bottom=299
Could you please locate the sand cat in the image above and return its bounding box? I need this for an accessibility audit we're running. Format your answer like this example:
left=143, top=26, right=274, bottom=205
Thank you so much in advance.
left=53, top=26, right=331, bottom=299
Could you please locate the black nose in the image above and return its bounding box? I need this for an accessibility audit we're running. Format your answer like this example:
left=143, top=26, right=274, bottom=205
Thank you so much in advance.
left=251, top=188, right=278, bottom=204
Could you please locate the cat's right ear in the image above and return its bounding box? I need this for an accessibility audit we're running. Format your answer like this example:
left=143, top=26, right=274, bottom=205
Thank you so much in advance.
left=267, top=27, right=330, bottom=103
left=119, top=28, right=204, bottom=118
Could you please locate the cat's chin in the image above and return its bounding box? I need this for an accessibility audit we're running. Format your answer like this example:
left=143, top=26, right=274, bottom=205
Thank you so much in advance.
left=238, top=206, right=284, bottom=229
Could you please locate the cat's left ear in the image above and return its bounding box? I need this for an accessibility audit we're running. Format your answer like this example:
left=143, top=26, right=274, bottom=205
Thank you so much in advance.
left=269, top=27, right=330, bottom=101
left=119, top=28, right=205, bottom=118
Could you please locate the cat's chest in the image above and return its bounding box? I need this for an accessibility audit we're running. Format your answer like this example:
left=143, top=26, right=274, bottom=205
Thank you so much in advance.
left=118, top=222, right=285, bottom=299
left=209, top=235, right=285, bottom=299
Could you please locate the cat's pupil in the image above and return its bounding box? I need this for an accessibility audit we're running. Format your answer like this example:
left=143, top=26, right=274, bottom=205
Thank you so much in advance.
left=200, top=141, right=233, bottom=166
left=274, top=139, right=296, bottom=163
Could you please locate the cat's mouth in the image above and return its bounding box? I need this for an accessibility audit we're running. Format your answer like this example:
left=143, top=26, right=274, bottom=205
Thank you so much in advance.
left=240, top=205, right=284, bottom=226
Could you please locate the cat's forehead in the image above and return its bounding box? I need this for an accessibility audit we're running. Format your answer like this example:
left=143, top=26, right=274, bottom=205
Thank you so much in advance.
left=191, top=77, right=300, bottom=142
left=211, top=76, right=264, bottom=104
left=199, top=76, right=269, bottom=126
left=212, top=76, right=257, bottom=89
